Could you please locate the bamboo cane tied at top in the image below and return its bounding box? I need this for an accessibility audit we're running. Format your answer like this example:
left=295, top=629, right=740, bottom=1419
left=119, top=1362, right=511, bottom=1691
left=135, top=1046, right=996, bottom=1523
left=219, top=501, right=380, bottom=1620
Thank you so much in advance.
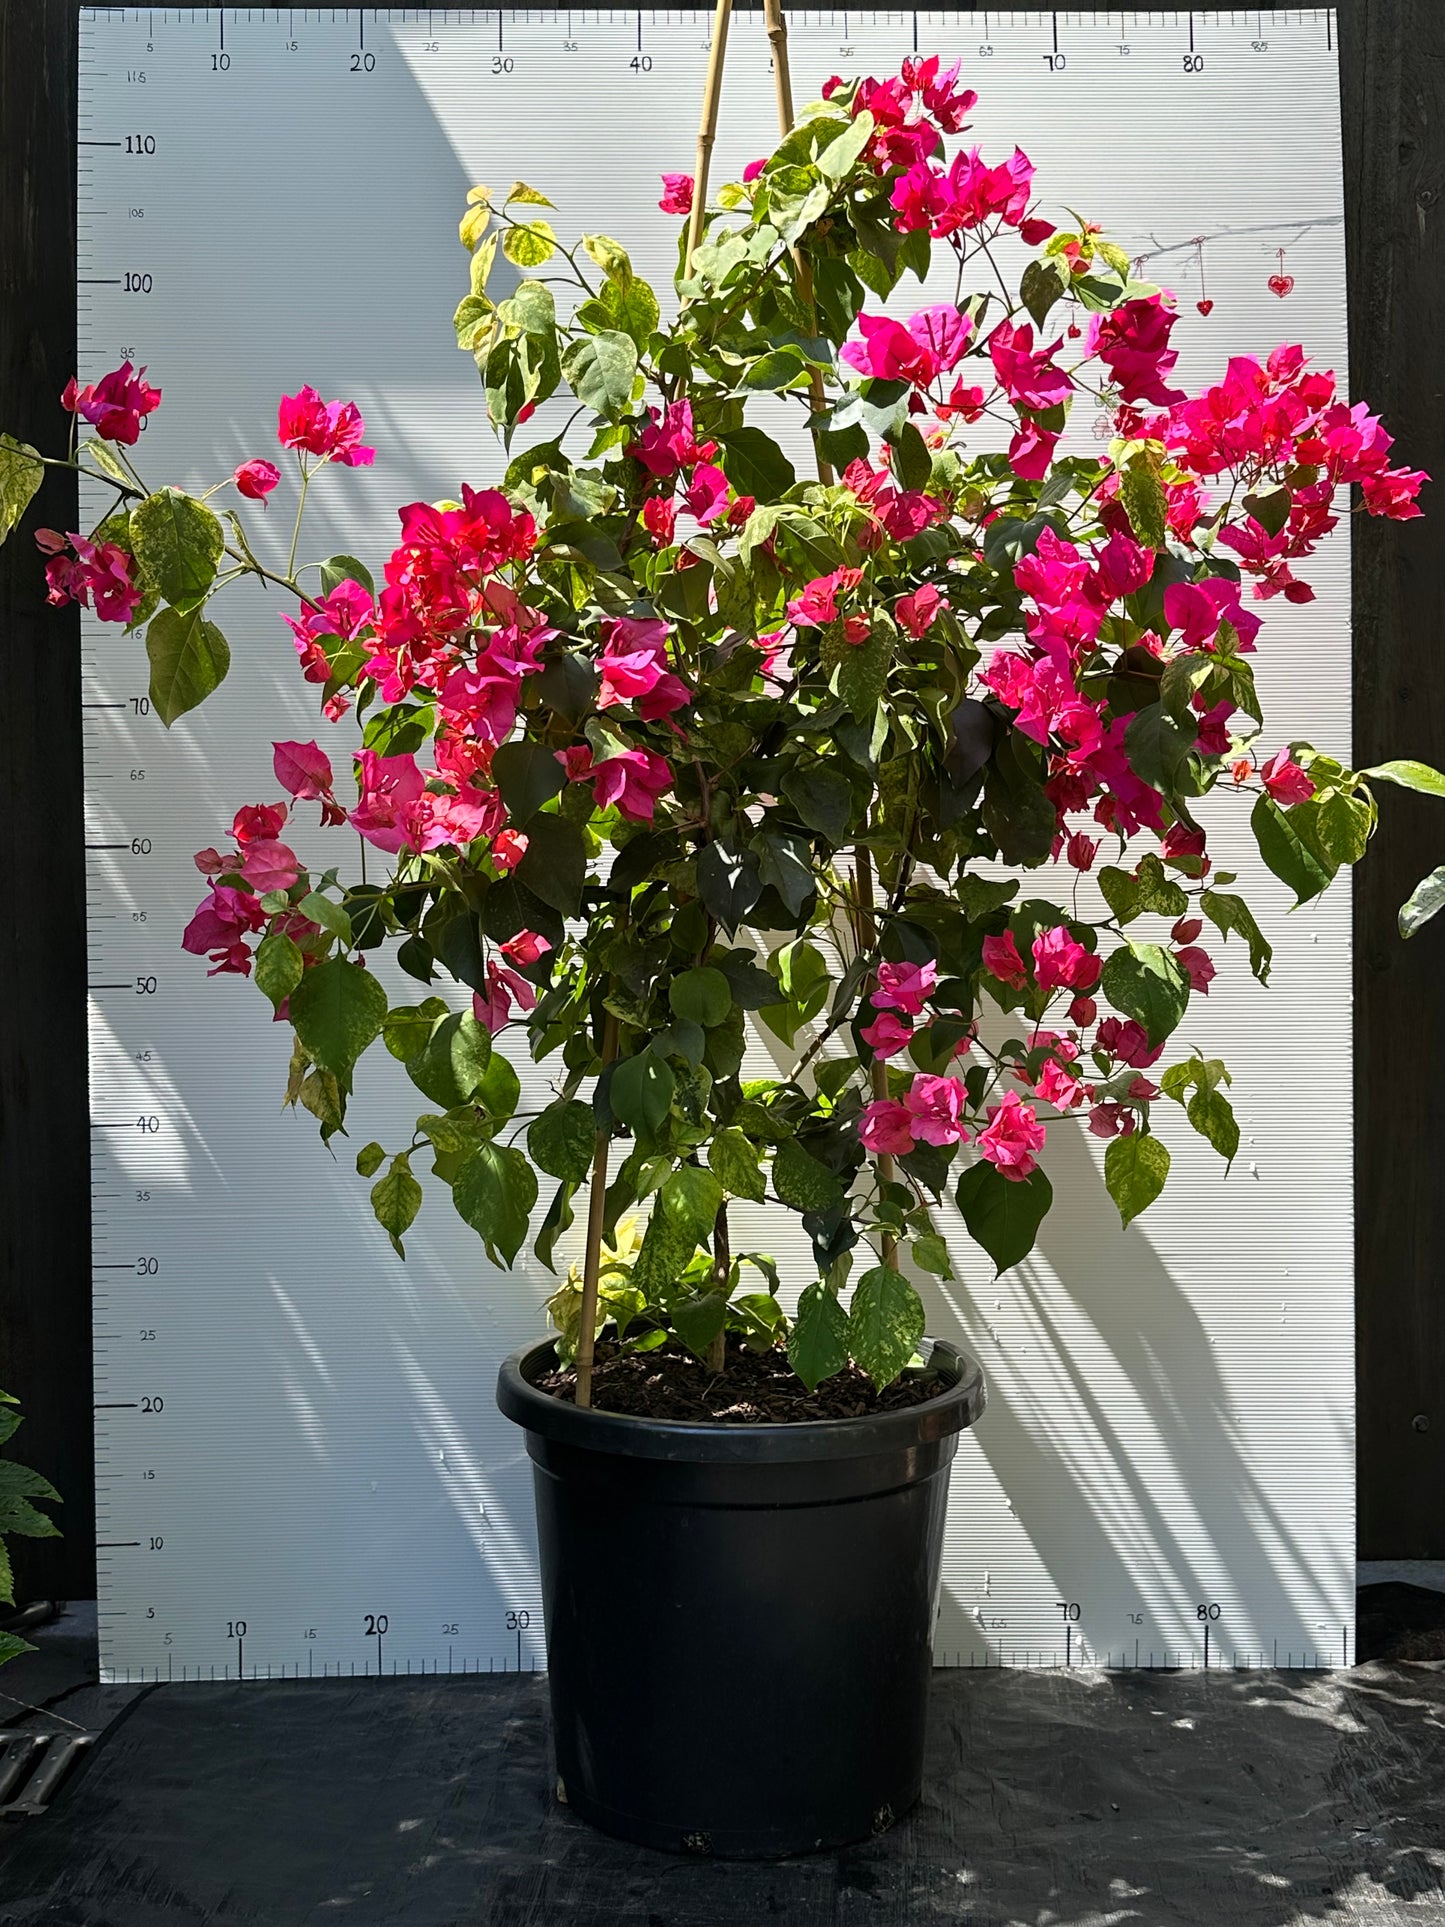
left=685, top=0, right=737, bottom=273
left=761, top=0, right=834, bottom=486
left=764, top=0, right=895, bottom=1267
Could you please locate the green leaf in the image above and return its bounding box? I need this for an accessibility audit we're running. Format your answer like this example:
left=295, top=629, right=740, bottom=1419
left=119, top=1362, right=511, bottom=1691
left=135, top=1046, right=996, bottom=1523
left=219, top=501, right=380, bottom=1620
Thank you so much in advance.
left=288, top=959, right=387, bottom=1082
left=709, top=1127, right=765, bottom=1202
left=371, top=1154, right=423, bottom=1257
left=1400, top=866, right=1445, bottom=939
left=560, top=329, right=638, bottom=420
left=610, top=1049, right=675, bottom=1136
left=416, top=1110, right=486, bottom=1157
left=758, top=939, right=831, bottom=1047
left=1099, top=854, right=1189, bottom=925
left=145, top=606, right=230, bottom=726
left=529, top=1101, right=596, bottom=1183
left=1200, top=889, right=1273, bottom=985
left=740, top=348, right=808, bottom=392
left=912, top=1233, right=953, bottom=1278
left=130, top=487, right=223, bottom=611
left=815, top=106, right=874, bottom=180
left=656, top=1164, right=724, bottom=1246
left=464, top=229, right=498, bottom=295
left=717, top=427, right=797, bottom=502
left=755, top=832, right=814, bottom=918
left=297, top=891, right=352, bottom=945
left=0, top=1459, right=61, bottom=1514
left=772, top=1138, right=842, bottom=1212
left=957, top=875, right=1019, bottom=920
left=318, top=553, right=376, bottom=597
left=1100, top=942, right=1190, bottom=1048
left=535, top=1179, right=577, bottom=1275
left=0, top=434, right=43, bottom=543
left=355, top=1141, right=386, bottom=1177
left=1123, top=705, right=1194, bottom=798
left=454, top=1141, right=538, bottom=1265
left=474, top=1048, right=522, bottom=1123
left=84, top=440, right=135, bottom=490
left=599, top=275, right=660, bottom=351
left=492, top=740, right=566, bottom=824
left=581, top=232, right=632, bottom=280
left=955, top=1160, right=1053, bottom=1274
left=1187, top=1086, right=1239, bottom=1164
left=982, top=729, right=1055, bottom=867
left=782, top=762, right=853, bottom=843
left=383, top=1000, right=447, bottom=1061
left=502, top=219, right=557, bottom=268
left=513, top=811, right=587, bottom=915
left=1098, top=866, right=1140, bottom=924
left=505, top=180, right=555, bottom=209
left=672, top=1290, right=729, bottom=1360
left=835, top=631, right=890, bottom=724
left=1103, top=1132, right=1170, bottom=1227
left=1019, top=257, right=1068, bottom=329
left=632, top=1207, right=697, bottom=1295
left=788, top=1284, right=850, bottom=1391
left=405, top=1010, right=493, bottom=1110
left=437, top=910, right=485, bottom=990
left=1119, top=453, right=1168, bottom=551
left=696, top=841, right=763, bottom=934
left=847, top=1266, right=926, bottom=1388
left=1251, top=794, right=1336, bottom=906
left=1243, top=484, right=1291, bottom=537
left=1362, top=759, right=1445, bottom=798
left=891, top=421, right=933, bottom=492
left=669, top=967, right=732, bottom=1028
left=253, top=931, right=304, bottom=1009
left=1310, top=787, right=1373, bottom=866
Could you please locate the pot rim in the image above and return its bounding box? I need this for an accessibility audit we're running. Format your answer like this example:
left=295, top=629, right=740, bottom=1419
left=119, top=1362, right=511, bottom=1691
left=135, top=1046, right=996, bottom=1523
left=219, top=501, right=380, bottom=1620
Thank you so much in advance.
left=496, top=1333, right=985, bottom=1464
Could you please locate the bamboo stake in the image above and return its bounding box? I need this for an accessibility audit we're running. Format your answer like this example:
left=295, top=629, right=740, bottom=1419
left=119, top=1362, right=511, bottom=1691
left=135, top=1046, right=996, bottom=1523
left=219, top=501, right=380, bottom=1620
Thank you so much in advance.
left=853, top=848, right=899, bottom=1270
left=760, top=0, right=835, bottom=487
left=574, top=1009, right=620, bottom=1409
left=685, top=0, right=737, bottom=273
left=763, top=0, right=891, bottom=1264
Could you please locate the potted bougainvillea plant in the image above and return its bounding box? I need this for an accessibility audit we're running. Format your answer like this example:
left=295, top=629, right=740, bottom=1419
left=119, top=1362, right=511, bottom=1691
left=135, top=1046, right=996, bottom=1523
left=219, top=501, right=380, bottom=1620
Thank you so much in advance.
left=4, top=46, right=1437, bottom=1856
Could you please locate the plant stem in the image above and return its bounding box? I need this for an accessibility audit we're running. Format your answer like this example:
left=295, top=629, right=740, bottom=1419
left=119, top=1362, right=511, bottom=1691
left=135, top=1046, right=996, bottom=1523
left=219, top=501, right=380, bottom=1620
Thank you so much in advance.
left=761, top=0, right=835, bottom=486
left=706, top=1199, right=731, bottom=1374
left=686, top=0, right=736, bottom=274
left=286, top=457, right=311, bottom=582
left=853, top=846, right=899, bottom=1269
left=574, top=1007, right=620, bottom=1410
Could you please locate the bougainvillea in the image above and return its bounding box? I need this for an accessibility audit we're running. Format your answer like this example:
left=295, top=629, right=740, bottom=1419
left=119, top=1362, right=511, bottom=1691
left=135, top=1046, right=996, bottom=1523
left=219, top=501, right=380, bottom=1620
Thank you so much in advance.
left=4, top=59, right=1437, bottom=1393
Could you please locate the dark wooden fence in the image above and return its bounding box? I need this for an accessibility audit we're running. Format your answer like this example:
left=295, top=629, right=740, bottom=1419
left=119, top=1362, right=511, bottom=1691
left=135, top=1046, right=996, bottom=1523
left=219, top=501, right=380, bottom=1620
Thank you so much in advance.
left=0, top=3, right=1440, bottom=1598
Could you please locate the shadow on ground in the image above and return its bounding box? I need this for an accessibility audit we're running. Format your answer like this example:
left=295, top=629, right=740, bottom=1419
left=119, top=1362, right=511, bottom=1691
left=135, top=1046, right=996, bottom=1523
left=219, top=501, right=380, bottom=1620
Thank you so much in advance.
left=1, top=1597, right=1444, bottom=1926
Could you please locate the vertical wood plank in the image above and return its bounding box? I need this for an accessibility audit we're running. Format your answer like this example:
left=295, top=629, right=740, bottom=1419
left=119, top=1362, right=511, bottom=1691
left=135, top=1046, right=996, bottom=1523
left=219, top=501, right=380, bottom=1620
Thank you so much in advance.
left=0, top=0, right=95, bottom=1598
left=1342, top=0, right=1445, bottom=1555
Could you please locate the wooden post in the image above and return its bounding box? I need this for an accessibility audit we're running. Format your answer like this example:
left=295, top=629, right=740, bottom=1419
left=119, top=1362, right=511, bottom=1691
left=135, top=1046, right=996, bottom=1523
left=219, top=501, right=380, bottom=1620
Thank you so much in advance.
left=685, top=0, right=736, bottom=272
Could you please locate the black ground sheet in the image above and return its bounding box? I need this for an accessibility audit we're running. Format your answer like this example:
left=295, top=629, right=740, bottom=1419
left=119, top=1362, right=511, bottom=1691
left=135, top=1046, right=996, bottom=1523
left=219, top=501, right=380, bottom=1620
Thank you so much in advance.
left=1, top=1590, right=1443, bottom=1926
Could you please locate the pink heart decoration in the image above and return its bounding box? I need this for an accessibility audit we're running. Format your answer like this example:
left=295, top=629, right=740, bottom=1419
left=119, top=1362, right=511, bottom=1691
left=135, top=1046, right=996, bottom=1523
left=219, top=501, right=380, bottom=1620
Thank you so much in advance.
left=1196, top=299, right=1214, bottom=315
left=1268, top=273, right=1295, bottom=299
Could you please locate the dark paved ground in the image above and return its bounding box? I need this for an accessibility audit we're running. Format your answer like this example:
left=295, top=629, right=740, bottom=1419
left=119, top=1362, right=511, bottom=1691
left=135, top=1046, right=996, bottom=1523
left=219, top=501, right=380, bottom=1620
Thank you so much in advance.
left=0, top=1595, right=1443, bottom=1926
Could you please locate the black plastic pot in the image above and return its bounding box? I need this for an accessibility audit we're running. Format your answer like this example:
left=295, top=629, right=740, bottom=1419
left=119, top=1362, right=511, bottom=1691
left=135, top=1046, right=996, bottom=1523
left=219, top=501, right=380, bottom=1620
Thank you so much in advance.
left=496, top=1335, right=985, bottom=1859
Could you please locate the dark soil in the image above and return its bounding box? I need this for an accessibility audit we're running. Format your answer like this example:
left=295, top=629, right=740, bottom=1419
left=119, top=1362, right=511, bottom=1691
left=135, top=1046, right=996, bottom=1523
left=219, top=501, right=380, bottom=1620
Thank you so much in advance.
left=535, top=1334, right=947, bottom=1423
